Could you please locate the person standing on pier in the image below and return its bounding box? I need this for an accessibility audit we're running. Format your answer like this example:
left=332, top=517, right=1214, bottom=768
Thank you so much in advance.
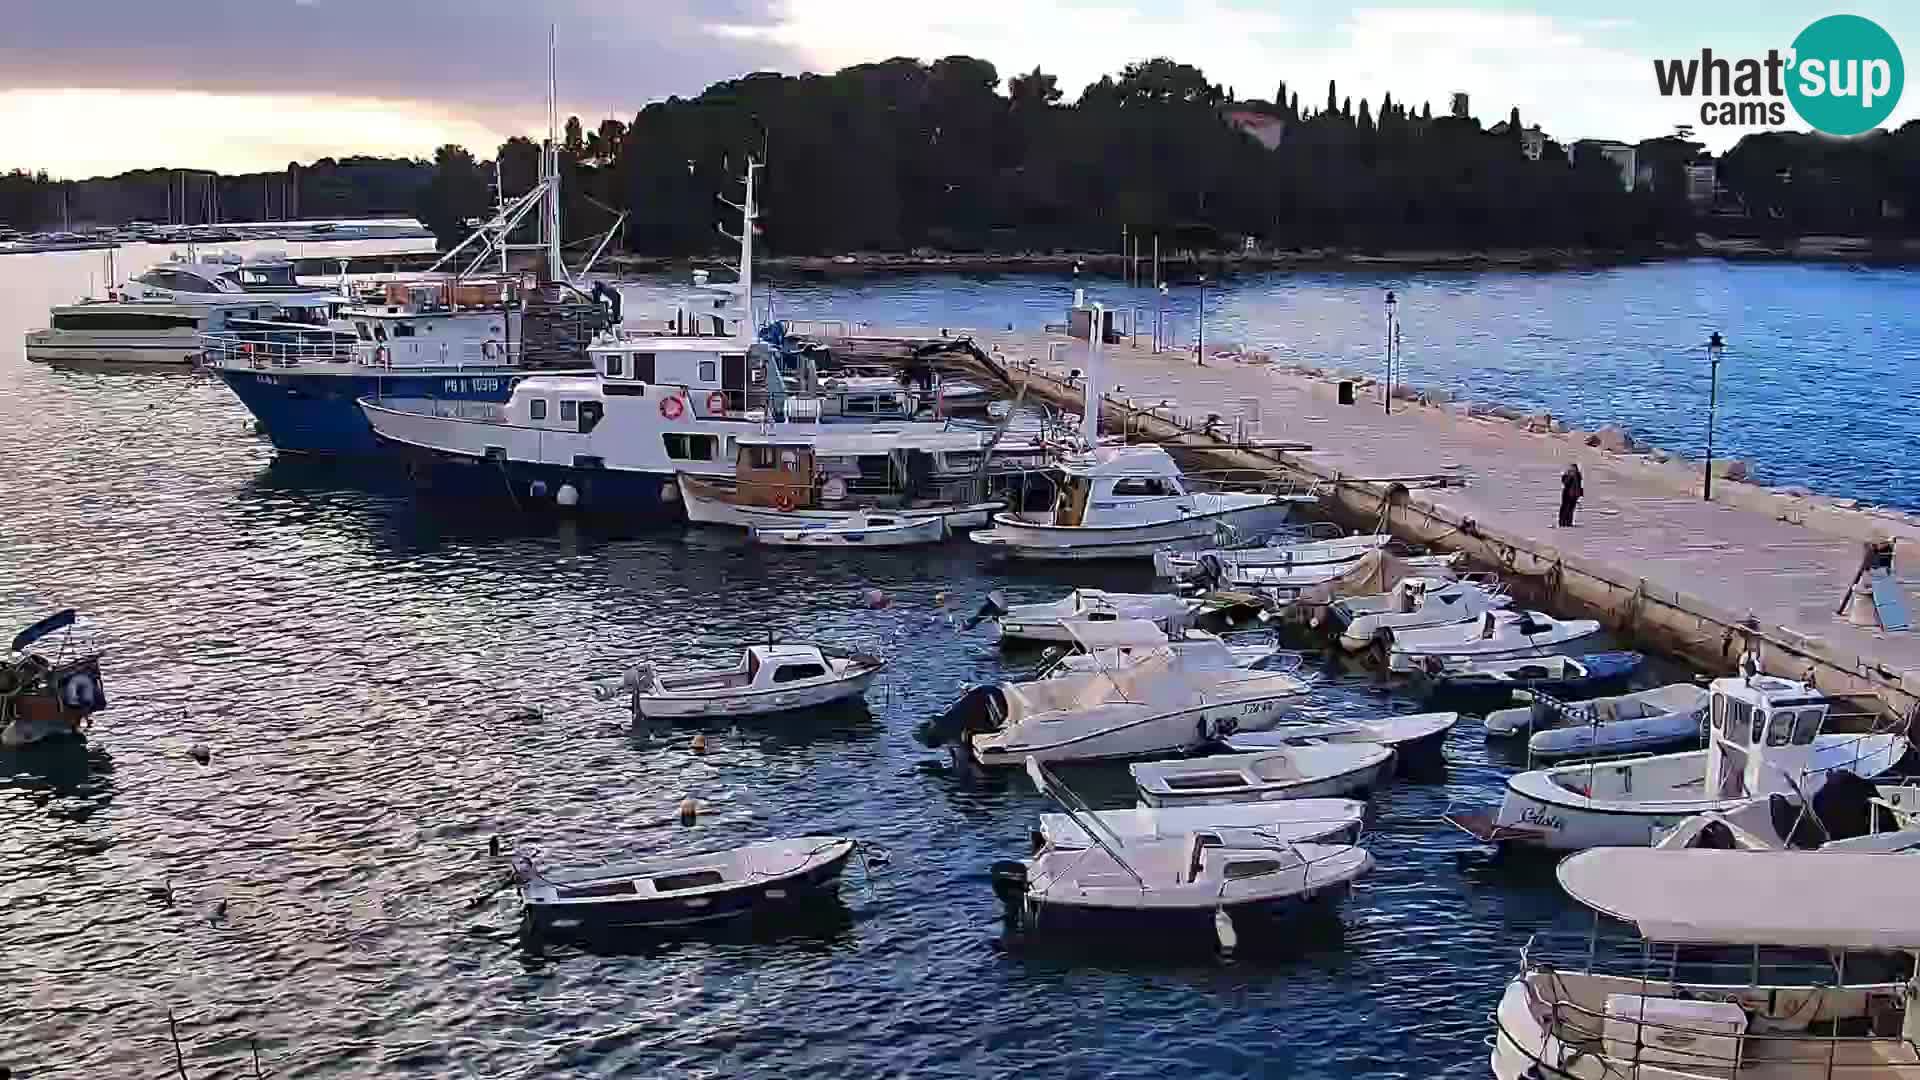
left=1558, top=463, right=1583, bottom=527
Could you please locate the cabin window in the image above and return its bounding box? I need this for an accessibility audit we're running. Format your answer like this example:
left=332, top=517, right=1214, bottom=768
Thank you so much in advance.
left=747, top=446, right=780, bottom=469
left=1766, top=711, right=1793, bottom=747
left=355, top=321, right=372, bottom=341
left=1792, top=708, right=1823, bottom=745
left=51, top=311, right=199, bottom=331
left=663, top=433, right=718, bottom=461
left=772, top=663, right=827, bottom=683
left=605, top=354, right=624, bottom=378
left=631, top=353, right=656, bottom=382
left=555, top=880, right=637, bottom=899
left=1223, top=859, right=1280, bottom=880
left=1112, top=477, right=1173, bottom=496
left=1710, top=694, right=1725, bottom=732
left=392, top=323, right=415, bottom=338
left=560, top=400, right=578, bottom=422
left=1726, top=698, right=1754, bottom=744
left=529, top=399, right=548, bottom=421
left=699, top=360, right=717, bottom=383
left=372, top=323, right=388, bottom=342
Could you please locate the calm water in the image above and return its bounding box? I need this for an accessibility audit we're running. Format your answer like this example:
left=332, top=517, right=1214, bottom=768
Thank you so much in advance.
left=0, top=247, right=1897, bottom=1077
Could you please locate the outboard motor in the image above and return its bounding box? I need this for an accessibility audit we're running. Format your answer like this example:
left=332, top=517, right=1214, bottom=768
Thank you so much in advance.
left=989, top=859, right=1030, bottom=907
left=1179, top=553, right=1226, bottom=593
left=917, top=684, right=1007, bottom=747
left=1810, top=770, right=1880, bottom=841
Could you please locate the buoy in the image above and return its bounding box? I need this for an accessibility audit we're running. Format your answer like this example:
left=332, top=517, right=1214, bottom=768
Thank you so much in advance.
left=864, top=588, right=891, bottom=610
left=933, top=591, right=949, bottom=607
left=1214, top=907, right=1239, bottom=955
left=679, top=797, right=699, bottom=825
left=556, top=483, right=579, bottom=508
left=188, top=744, right=211, bottom=765
left=660, top=482, right=680, bottom=503
left=691, top=732, right=708, bottom=755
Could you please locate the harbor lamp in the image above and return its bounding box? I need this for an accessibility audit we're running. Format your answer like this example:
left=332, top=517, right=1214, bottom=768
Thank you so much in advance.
left=1384, top=290, right=1398, bottom=414
left=1155, top=282, right=1168, bottom=354
left=1703, top=331, right=1725, bottom=501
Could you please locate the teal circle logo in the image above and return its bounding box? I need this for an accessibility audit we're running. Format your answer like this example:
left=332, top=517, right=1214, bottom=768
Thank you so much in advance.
left=1786, top=14, right=1904, bottom=136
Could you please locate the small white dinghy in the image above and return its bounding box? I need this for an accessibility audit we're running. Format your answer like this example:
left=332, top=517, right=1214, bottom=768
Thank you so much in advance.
left=994, top=760, right=1373, bottom=947
left=994, top=588, right=1194, bottom=645
left=1485, top=684, right=1709, bottom=760
left=1154, top=529, right=1391, bottom=579
left=1223, top=711, right=1458, bottom=773
left=1385, top=608, right=1601, bottom=672
left=513, top=836, right=858, bottom=935
left=749, top=510, right=947, bottom=548
left=1330, top=577, right=1509, bottom=651
left=1131, top=742, right=1396, bottom=807
left=1036, top=798, right=1367, bottom=849
left=599, top=643, right=884, bottom=720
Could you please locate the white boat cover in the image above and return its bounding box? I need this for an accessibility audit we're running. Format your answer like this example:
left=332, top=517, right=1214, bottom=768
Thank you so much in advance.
left=1063, top=620, right=1175, bottom=650
left=1557, top=848, right=1920, bottom=948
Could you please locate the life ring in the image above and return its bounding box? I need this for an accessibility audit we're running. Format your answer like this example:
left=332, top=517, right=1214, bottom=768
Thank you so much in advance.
left=659, top=395, right=685, bottom=420
left=706, top=391, right=727, bottom=414
left=374, top=345, right=390, bottom=367
left=775, top=492, right=797, bottom=512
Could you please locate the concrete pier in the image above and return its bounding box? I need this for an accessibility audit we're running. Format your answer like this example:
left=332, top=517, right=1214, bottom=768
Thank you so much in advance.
left=864, top=324, right=1920, bottom=718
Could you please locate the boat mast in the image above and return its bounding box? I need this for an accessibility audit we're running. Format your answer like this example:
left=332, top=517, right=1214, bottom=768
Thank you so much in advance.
left=543, top=24, right=566, bottom=286
left=1082, top=302, right=1104, bottom=447
left=716, top=159, right=758, bottom=337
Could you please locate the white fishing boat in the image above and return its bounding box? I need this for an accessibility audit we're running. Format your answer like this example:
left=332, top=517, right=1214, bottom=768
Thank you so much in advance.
left=1489, top=848, right=1920, bottom=1080
left=1488, top=684, right=1709, bottom=761
left=946, top=631, right=1311, bottom=766
left=1045, top=621, right=1287, bottom=675
left=994, top=588, right=1195, bottom=644
left=749, top=510, right=948, bottom=548
left=1445, top=672, right=1910, bottom=850
left=1329, top=577, right=1509, bottom=651
left=1170, top=549, right=1464, bottom=597
left=1385, top=609, right=1602, bottom=672
left=1131, top=742, right=1397, bottom=807
left=598, top=643, right=884, bottom=720
left=1036, top=798, right=1367, bottom=849
left=994, top=760, right=1373, bottom=946
left=1222, top=711, right=1458, bottom=772
left=969, top=445, right=1305, bottom=561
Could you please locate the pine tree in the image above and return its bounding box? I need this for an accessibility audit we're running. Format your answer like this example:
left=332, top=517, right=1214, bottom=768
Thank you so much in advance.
left=1422, top=101, right=1433, bottom=121
left=1289, top=91, right=1299, bottom=119
left=1342, top=96, right=1352, bottom=119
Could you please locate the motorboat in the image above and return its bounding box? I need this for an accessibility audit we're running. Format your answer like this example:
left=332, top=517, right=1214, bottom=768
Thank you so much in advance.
left=1651, top=782, right=1920, bottom=853
left=1329, top=576, right=1509, bottom=651
left=969, top=445, right=1307, bottom=561
left=1045, top=622, right=1286, bottom=675
left=1385, top=609, right=1602, bottom=672
left=598, top=643, right=884, bottom=721
left=1483, top=684, right=1708, bottom=761
left=1222, top=711, right=1458, bottom=773
left=749, top=510, right=948, bottom=548
left=1131, top=742, right=1397, bottom=807
left=1411, top=651, right=1644, bottom=702
left=993, top=760, right=1372, bottom=947
left=26, top=259, right=343, bottom=366
left=1169, top=547, right=1464, bottom=598
left=1036, top=799, right=1367, bottom=850
left=1444, top=672, right=1910, bottom=850
left=2, top=610, right=107, bottom=749
left=1154, top=530, right=1391, bottom=579
left=513, top=836, right=857, bottom=935
left=1489, top=848, right=1920, bottom=1080
left=993, top=588, right=1196, bottom=645
left=938, top=637, right=1312, bottom=766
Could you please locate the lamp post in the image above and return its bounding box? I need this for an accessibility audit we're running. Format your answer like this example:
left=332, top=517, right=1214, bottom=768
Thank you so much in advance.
left=1155, top=282, right=1168, bottom=354
left=1703, top=331, right=1725, bottom=501
left=1384, top=290, right=1398, bottom=415
left=1196, top=274, right=1207, bottom=366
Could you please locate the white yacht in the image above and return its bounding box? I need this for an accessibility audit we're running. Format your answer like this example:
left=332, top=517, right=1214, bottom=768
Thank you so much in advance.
left=25, top=260, right=340, bottom=366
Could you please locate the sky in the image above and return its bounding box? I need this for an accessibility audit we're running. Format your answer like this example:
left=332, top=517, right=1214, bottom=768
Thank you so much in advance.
left=3, top=0, right=1917, bottom=178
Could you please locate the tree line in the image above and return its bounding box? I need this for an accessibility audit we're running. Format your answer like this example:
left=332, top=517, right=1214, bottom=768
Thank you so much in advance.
left=7, top=56, right=1920, bottom=255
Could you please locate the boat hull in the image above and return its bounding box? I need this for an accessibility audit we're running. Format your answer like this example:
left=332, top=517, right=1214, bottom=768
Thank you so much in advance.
left=680, top=476, right=998, bottom=530
left=1137, top=753, right=1396, bottom=807
left=1010, top=878, right=1355, bottom=941
left=637, top=670, right=878, bottom=720
left=523, top=844, right=854, bottom=935
left=968, top=691, right=1301, bottom=767
left=220, top=366, right=553, bottom=456
left=750, top=517, right=947, bottom=547
left=973, top=502, right=1298, bottom=562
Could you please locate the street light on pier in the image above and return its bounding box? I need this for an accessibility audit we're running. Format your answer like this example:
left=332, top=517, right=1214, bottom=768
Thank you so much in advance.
left=1384, top=290, right=1398, bottom=415
left=1196, top=274, right=1208, bottom=367
left=1703, top=331, right=1726, bottom=501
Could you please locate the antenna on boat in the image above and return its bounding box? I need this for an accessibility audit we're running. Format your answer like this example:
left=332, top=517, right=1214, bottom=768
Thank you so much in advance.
left=1081, top=303, right=1105, bottom=448
left=716, top=158, right=758, bottom=338
left=543, top=23, right=567, bottom=287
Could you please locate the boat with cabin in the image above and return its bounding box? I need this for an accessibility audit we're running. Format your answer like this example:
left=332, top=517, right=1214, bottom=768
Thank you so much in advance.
left=1385, top=608, right=1603, bottom=672
left=1412, top=651, right=1645, bottom=704
left=1131, top=741, right=1398, bottom=807
left=596, top=642, right=884, bottom=721
left=1035, top=797, right=1368, bottom=851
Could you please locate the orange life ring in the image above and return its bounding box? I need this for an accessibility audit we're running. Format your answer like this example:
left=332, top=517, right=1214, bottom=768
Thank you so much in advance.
left=707, top=391, right=727, bottom=414
left=659, top=394, right=685, bottom=420
left=775, top=492, right=797, bottom=512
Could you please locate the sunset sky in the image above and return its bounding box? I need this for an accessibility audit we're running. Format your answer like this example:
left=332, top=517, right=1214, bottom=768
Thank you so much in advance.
left=3, top=0, right=1915, bottom=178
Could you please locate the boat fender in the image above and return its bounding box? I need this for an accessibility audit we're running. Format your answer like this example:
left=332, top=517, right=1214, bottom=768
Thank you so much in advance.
left=706, top=391, right=727, bottom=414
left=660, top=395, right=685, bottom=420
left=556, top=484, right=579, bottom=508
left=691, top=732, right=708, bottom=755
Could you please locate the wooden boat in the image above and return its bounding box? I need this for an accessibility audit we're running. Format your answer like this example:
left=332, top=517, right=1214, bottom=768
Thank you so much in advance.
left=603, top=643, right=884, bottom=720
left=1131, top=742, right=1396, bottom=807
left=1222, top=711, right=1458, bottom=773
left=1411, top=650, right=1644, bottom=702
left=994, top=588, right=1195, bottom=645
left=2, top=610, right=107, bottom=749
left=749, top=510, right=947, bottom=548
left=513, top=836, right=857, bottom=934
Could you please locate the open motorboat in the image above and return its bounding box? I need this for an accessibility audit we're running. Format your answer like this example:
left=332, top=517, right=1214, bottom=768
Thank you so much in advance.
left=993, top=760, right=1372, bottom=946
left=1169, top=548, right=1464, bottom=599
left=1329, top=576, right=1509, bottom=652
left=749, top=509, right=948, bottom=548
left=1222, top=711, right=1458, bottom=773
left=1131, top=742, right=1397, bottom=807
left=1036, top=798, right=1367, bottom=850
left=1046, top=621, right=1286, bottom=675
left=597, top=643, right=884, bottom=720
left=2, top=610, right=108, bottom=749
left=1486, top=684, right=1709, bottom=761
left=1489, top=848, right=1920, bottom=1080
left=513, top=836, right=858, bottom=935
left=1154, top=529, right=1391, bottom=579
left=937, top=637, right=1312, bottom=766
left=1385, top=608, right=1602, bottom=672
left=969, top=445, right=1306, bottom=561
left=994, top=588, right=1195, bottom=645
left=1651, top=778, right=1920, bottom=852
left=1412, top=650, right=1644, bottom=703
left=1445, top=672, right=1910, bottom=850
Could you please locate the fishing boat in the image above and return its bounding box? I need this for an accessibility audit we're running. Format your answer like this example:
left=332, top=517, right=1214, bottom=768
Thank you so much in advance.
left=598, top=643, right=884, bottom=720
left=1411, top=651, right=1644, bottom=703
left=1131, top=742, right=1397, bottom=807
left=1222, top=711, right=1458, bottom=773
left=1444, top=671, right=1910, bottom=851
left=749, top=510, right=948, bottom=548
left=1385, top=609, right=1602, bottom=672
left=1484, top=684, right=1708, bottom=761
left=936, top=629, right=1311, bottom=766
left=1489, top=848, right=1920, bottom=1080
left=993, top=588, right=1196, bottom=645
left=1329, top=576, right=1509, bottom=651
left=513, top=836, right=858, bottom=935
left=969, top=445, right=1305, bottom=561
left=1035, top=798, right=1367, bottom=850
left=993, top=760, right=1372, bottom=947
left=2, top=610, right=107, bottom=749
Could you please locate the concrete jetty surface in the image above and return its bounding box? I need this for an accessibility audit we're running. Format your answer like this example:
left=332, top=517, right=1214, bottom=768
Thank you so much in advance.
left=852, top=323, right=1920, bottom=717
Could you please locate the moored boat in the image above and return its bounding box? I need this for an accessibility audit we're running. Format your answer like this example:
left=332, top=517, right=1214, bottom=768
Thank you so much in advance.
left=749, top=510, right=948, bottom=548
left=1330, top=576, right=1509, bottom=651
left=1412, top=650, right=1644, bottom=703
left=599, top=643, right=884, bottom=721
left=1487, top=684, right=1709, bottom=761
left=1131, top=742, right=1397, bottom=807
left=2, top=610, right=108, bottom=749
left=1036, top=798, right=1367, bottom=850
left=1222, top=711, right=1458, bottom=773
left=993, top=588, right=1195, bottom=645
left=1385, top=609, right=1603, bottom=672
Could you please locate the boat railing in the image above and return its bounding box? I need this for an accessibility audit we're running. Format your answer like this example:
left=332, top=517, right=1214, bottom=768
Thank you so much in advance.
left=1520, top=931, right=1911, bottom=989
left=200, top=331, right=520, bottom=372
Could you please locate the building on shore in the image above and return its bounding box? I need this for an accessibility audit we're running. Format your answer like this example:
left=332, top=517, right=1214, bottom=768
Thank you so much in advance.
left=1570, top=139, right=1638, bottom=192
